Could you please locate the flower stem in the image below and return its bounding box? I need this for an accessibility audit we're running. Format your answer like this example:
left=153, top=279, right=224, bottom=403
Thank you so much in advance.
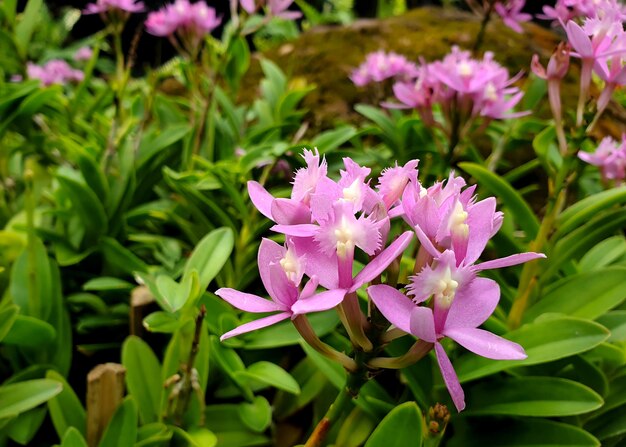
left=472, top=0, right=495, bottom=54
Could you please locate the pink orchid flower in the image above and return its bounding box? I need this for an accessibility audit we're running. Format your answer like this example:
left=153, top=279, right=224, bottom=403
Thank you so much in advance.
left=145, top=0, right=221, bottom=41
left=579, top=136, right=626, bottom=183
left=27, top=60, right=84, bottom=86
left=368, top=249, right=543, bottom=411
left=216, top=238, right=346, bottom=340
left=83, top=0, right=145, bottom=15
left=350, top=50, right=419, bottom=87
left=494, top=0, right=531, bottom=34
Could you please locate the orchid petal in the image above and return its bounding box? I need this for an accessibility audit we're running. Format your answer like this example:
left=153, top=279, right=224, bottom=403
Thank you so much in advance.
left=434, top=342, right=465, bottom=412
left=300, top=276, right=320, bottom=299
left=271, top=199, right=311, bottom=225
left=215, top=288, right=285, bottom=313
left=248, top=181, right=274, bottom=220
left=409, top=306, right=437, bottom=342
left=293, top=237, right=339, bottom=290
left=291, top=288, right=346, bottom=316
left=269, top=266, right=299, bottom=308
left=220, top=312, right=291, bottom=341
left=350, top=231, right=413, bottom=292
left=271, top=223, right=319, bottom=237
left=258, top=238, right=285, bottom=299
left=413, top=224, right=441, bottom=258
left=443, top=327, right=527, bottom=360
left=464, top=197, right=497, bottom=264
left=475, top=252, right=546, bottom=271
left=367, top=284, right=414, bottom=334
left=445, top=277, right=500, bottom=329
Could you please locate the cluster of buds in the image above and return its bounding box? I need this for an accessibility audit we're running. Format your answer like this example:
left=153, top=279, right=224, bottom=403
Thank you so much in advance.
left=146, top=0, right=221, bottom=56
left=579, top=135, right=626, bottom=184
left=216, top=150, right=543, bottom=411
left=26, top=60, right=84, bottom=86
left=377, top=47, right=525, bottom=145
left=350, top=51, right=419, bottom=87
left=240, top=0, right=302, bottom=20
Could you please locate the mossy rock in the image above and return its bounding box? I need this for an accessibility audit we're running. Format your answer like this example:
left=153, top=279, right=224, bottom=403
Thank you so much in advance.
left=241, top=6, right=625, bottom=137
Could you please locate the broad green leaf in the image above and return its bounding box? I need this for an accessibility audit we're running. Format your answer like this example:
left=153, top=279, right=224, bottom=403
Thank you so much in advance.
left=14, top=0, right=43, bottom=56
left=57, top=171, right=108, bottom=246
left=0, top=379, right=62, bottom=419
left=238, top=396, right=271, bottom=433
left=579, top=237, right=626, bottom=272
left=6, top=406, right=46, bottom=445
left=100, top=237, right=149, bottom=275
left=459, top=162, right=539, bottom=238
left=0, top=305, right=19, bottom=342
left=235, top=361, right=300, bottom=395
left=175, top=427, right=217, bottom=447
left=557, top=186, right=626, bottom=237
left=597, top=311, right=626, bottom=342
left=98, top=397, right=138, bottom=447
left=336, top=407, right=375, bottom=447
left=456, top=317, right=609, bottom=382
left=135, top=422, right=172, bottom=446
left=586, top=404, right=626, bottom=440
left=122, top=336, right=162, bottom=424
left=155, top=274, right=193, bottom=312
left=46, top=370, right=86, bottom=438
left=449, top=418, right=600, bottom=447
left=365, top=402, right=423, bottom=447
left=143, top=311, right=181, bottom=333
left=3, top=315, right=56, bottom=347
left=209, top=335, right=253, bottom=401
left=532, top=125, right=562, bottom=172
left=61, top=427, right=88, bottom=447
left=183, top=227, right=234, bottom=295
left=525, top=267, right=626, bottom=322
left=465, top=377, right=603, bottom=416
left=311, top=126, right=358, bottom=153
left=83, top=277, right=134, bottom=292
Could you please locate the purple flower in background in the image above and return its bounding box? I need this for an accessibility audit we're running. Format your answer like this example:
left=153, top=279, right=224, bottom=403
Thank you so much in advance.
left=351, top=50, right=419, bottom=87
left=217, top=239, right=346, bottom=340
left=579, top=136, right=626, bottom=183
left=369, top=248, right=543, bottom=411
left=240, top=0, right=301, bottom=19
left=145, top=0, right=221, bottom=38
left=83, top=0, right=145, bottom=15
left=27, top=60, right=84, bottom=86
left=494, top=0, right=531, bottom=33
left=73, top=46, right=93, bottom=62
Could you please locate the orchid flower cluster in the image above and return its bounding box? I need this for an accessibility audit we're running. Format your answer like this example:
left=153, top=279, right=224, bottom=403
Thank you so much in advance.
left=539, top=0, right=626, bottom=26
left=145, top=0, right=221, bottom=55
left=534, top=0, right=626, bottom=128
left=215, top=150, right=544, bottom=411
left=350, top=51, right=419, bottom=87
left=464, top=0, right=530, bottom=33
left=364, top=47, right=525, bottom=146
left=83, top=0, right=145, bottom=18
left=579, top=135, right=626, bottom=183
left=26, top=60, right=85, bottom=87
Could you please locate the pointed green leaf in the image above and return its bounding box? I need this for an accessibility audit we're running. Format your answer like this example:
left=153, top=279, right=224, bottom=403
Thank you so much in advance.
left=466, top=377, right=603, bottom=416
left=61, top=427, right=88, bottom=447
left=365, top=402, right=423, bottom=447
left=98, top=398, right=138, bottom=447
left=183, top=227, right=234, bottom=295
left=0, top=379, right=62, bottom=419
left=0, top=305, right=19, bottom=342
left=46, top=370, right=86, bottom=438
left=235, top=361, right=300, bottom=395
left=122, top=336, right=162, bottom=424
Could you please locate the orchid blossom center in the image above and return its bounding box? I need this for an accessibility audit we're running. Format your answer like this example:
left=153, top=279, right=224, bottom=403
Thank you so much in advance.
left=458, top=61, right=473, bottom=77
left=334, top=217, right=356, bottom=258
left=342, top=179, right=362, bottom=204
left=449, top=201, right=469, bottom=239
left=484, top=82, right=498, bottom=102
left=279, top=246, right=301, bottom=284
left=433, top=267, right=459, bottom=309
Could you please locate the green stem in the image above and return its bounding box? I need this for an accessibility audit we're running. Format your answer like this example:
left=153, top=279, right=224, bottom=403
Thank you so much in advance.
left=472, top=0, right=495, bottom=54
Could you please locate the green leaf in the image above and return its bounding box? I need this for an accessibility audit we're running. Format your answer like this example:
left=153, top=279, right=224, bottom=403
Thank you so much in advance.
left=183, top=227, right=234, bottom=296
left=235, top=361, right=300, bottom=395
left=525, top=267, right=626, bottom=322
left=238, top=396, right=272, bottom=433
left=456, top=317, right=610, bottom=382
left=3, top=315, right=56, bottom=347
left=365, top=402, right=423, bottom=447
left=597, top=311, right=626, bottom=342
left=586, top=405, right=626, bottom=441
left=449, top=418, right=600, bottom=447
left=122, top=336, right=162, bottom=424
left=143, top=311, right=181, bottom=333
left=311, top=126, right=358, bottom=153
left=6, top=407, right=47, bottom=445
left=14, top=0, right=43, bottom=57
left=57, top=171, right=108, bottom=246
left=60, top=427, right=88, bottom=447
left=46, top=370, right=86, bottom=438
left=458, top=162, right=539, bottom=238
left=98, top=397, right=138, bottom=447
left=83, top=277, right=134, bottom=292
left=100, top=237, right=149, bottom=275
left=557, top=186, right=626, bottom=237
left=155, top=274, right=196, bottom=313
left=0, top=304, right=19, bottom=342
left=178, top=427, right=218, bottom=447
left=466, top=377, right=603, bottom=416
left=0, top=379, right=62, bottom=419
left=532, top=125, right=562, bottom=173
left=579, top=237, right=626, bottom=272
